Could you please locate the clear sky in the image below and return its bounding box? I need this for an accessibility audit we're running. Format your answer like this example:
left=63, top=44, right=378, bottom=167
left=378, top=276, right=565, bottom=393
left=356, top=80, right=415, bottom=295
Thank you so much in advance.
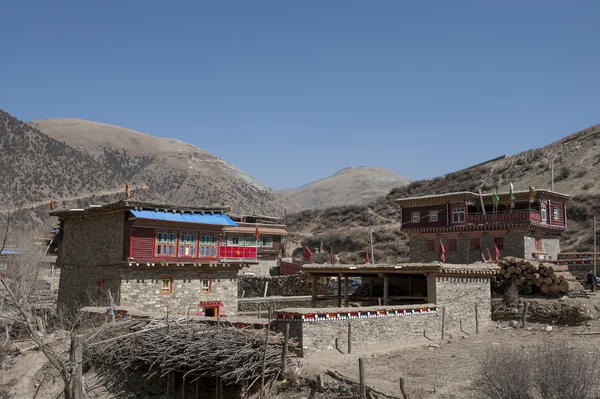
left=1, top=1, right=599, bottom=190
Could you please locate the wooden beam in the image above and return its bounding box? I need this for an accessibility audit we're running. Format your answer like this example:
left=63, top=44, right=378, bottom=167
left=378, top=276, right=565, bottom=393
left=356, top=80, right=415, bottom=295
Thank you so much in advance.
left=311, top=275, right=317, bottom=307
left=337, top=274, right=342, bottom=307
left=344, top=275, right=349, bottom=307
left=383, top=275, right=389, bottom=306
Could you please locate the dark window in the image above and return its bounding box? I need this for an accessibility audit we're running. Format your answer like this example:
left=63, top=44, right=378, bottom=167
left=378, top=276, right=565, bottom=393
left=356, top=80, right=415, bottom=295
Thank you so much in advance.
left=470, top=238, right=480, bottom=251
left=426, top=239, right=435, bottom=252
left=494, top=237, right=504, bottom=250
left=448, top=239, right=458, bottom=251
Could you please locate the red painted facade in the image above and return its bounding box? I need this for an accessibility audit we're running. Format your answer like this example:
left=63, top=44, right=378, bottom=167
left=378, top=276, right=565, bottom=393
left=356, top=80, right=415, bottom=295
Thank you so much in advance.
left=127, top=225, right=280, bottom=262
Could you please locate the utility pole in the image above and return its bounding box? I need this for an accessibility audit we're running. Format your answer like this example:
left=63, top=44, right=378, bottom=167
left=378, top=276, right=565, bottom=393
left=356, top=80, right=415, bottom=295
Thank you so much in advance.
left=369, top=226, right=375, bottom=264
left=551, top=158, right=554, bottom=191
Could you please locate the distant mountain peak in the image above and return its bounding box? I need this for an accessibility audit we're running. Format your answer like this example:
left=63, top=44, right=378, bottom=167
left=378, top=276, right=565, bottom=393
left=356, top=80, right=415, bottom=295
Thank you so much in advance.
left=284, top=166, right=411, bottom=210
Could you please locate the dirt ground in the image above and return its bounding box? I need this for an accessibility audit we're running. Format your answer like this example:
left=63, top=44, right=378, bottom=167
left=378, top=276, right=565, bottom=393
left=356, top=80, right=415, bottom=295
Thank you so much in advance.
left=4, top=297, right=600, bottom=398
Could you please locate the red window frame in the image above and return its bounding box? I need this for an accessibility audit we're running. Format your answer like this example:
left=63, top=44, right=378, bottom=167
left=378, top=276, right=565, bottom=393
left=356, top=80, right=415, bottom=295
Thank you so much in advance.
left=470, top=238, right=480, bottom=251
left=160, top=275, right=172, bottom=295
left=202, top=278, right=212, bottom=293
left=155, top=230, right=177, bottom=258
left=199, top=232, right=218, bottom=259
left=448, top=239, right=458, bottom=251
left=494, top=237, right=504, bottom=250
left=178, top=231, right=197, bottom=258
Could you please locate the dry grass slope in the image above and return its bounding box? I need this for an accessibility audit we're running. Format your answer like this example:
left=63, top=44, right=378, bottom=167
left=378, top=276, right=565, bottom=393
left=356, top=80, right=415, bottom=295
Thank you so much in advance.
left=282, top=166, right=411, bottom=210
left=287, top=124, right=600, bottom=261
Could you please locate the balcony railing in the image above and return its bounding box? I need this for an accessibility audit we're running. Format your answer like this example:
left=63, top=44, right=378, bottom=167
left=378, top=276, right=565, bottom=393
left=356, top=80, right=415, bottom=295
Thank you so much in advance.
left=468, top=210, right=541, bottom=224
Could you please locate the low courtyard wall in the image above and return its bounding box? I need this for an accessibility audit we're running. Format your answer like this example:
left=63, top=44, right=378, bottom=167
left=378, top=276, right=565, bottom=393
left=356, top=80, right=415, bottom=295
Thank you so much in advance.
left=274, top=305, right=444, bottom=357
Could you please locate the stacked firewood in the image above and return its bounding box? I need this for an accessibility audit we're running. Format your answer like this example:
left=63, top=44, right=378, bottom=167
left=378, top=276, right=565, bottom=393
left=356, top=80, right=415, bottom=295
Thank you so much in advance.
left=497, top=257, right=579, bottom=296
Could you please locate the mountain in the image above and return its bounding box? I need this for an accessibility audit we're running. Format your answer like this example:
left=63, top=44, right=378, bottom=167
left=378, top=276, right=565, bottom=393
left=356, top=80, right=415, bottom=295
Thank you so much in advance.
left=29, top=118, right=298, bottom=217
left=286, top=124, right=600, bottom=263
left=0, top=111, right=123, bottom=213
left=281, top=166, right=411, bottom=210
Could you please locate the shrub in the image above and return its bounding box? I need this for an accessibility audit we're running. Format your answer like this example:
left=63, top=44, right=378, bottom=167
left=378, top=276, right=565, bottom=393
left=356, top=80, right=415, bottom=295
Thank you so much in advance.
left=473, top=343, right=600, bottom=399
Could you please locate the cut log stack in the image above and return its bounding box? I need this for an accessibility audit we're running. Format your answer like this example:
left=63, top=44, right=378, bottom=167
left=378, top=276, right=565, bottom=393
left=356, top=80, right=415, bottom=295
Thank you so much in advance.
left=497, top=257, right=579, bottom=296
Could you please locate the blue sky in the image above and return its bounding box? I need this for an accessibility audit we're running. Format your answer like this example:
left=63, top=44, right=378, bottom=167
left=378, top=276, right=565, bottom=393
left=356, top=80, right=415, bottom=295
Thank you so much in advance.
left=1, top=1, right=599, bottom=190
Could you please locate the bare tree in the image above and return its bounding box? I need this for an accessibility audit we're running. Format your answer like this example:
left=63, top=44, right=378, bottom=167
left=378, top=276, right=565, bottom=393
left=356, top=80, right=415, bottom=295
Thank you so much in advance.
left=0, top=218, right=84, bottom=399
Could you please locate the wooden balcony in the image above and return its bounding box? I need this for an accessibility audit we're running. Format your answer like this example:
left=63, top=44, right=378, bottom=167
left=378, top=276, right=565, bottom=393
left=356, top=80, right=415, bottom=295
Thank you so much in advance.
left=468, top=210, right=541, bottom=224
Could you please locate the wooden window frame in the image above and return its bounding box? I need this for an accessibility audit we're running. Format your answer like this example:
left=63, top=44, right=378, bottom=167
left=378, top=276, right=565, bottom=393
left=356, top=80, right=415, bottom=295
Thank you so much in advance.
left=261, top=235, right=273, bottom=247
left=199, top=233, right=218, bottom=259
left=178, top=231, right=197, bottom=258
left=448, top=238, right=458, bottom=251
left=160, top=275, right=172, bottom=295
left=425, top=239, right=435, bottom=252
left=155, top=230, right=177, bottom=258
left=429, top=211, right=438, bottom=222
left=553, top=208, right=559, bottom=220
left=470, top=238, right=480, bottom=251
left=541, top=204, right=547, bottom=223
left=411, top=212, right=420, bottom=223
left=494, top=237, right=504, bottom=250
left=453, top=208, right=465, bottom=223
left=201, top=278, right=212, bottom=294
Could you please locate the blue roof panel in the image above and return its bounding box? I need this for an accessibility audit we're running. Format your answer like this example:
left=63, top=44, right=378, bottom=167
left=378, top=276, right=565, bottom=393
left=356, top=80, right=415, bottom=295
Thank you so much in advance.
left=130, top=210, right=238, bottom=226
left=1, top=249, right=20, bottom=255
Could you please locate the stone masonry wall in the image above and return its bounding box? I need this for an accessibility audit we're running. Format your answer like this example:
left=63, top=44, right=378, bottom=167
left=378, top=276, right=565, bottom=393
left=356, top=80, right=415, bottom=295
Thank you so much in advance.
left=410, top=232, right=539, bottom=263
left=120, top=268, right=239, bottom=316
left=60, top=213, right=125, bottom=267
left=434, top=276, right=491, bottom=334
left=276, top=313, right=440, bottom=356
left=238, top=297, right=338, bottom=312
left=238, top=275, right=329, bottom=297
left=541, top=235, right=561, bottom=260
left=239, top=260, right=278, bottom=277
left=57, top=265, right=121, bottom=312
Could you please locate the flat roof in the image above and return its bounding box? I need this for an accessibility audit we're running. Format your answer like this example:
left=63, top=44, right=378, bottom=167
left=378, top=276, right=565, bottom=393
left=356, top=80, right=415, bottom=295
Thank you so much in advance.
left=50, top=200, right=231, bottom=218
left=302, top=261, right=500, bottom=275
left=396, top=188, right=571, bottom=207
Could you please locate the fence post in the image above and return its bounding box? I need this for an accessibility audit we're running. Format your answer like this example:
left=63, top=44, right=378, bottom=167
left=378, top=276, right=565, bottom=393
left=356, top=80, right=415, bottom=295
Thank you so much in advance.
left=359, top=358, right=366, bottom=399
left=441, top=307, right=446, bottom=339
left=70, top=334, right=84, bottom=399
left=475, top=303, right=479, bottom=334
left=347, top=321, right=352, bottom=354
left=281, top=323, right=290, bottom=377
left=522, top=301, right=529, bottom=329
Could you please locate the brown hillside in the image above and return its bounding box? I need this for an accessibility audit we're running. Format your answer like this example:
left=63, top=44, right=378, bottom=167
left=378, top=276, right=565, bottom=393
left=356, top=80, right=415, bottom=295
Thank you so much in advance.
left=281, top=166, right=411, bottom=210
left=0, top=110, right=123, bottom=213
left=29, top=118, right=299, bottom=217
left=287, top=124, right=600, bottom=262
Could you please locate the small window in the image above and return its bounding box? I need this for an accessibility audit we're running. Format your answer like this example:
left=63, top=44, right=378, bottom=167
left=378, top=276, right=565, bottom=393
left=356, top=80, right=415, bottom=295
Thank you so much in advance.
left=448, top=239, right=457, bottom=251
left=228, top=236, right=240, bottom=245
left=204, top=306, right=218, bottom=317
left=261, top=236, right=273, bottom=247
left=494, top=237, right=504, bottom=250
left=430, top=211, right=438, bottom=222
left=553, top=208, right=559, bottom=220
left=160, top=276, right=172, bottom=295
left=470, top=238, right=480, bottom=251
left=412, top=212, right=420, bottom=223
left=453, top=208, right=465, bottom=223
left=535, top=239, right=542, bottom=252
left=541, top=205, right=547, bottom=223
left=425, top=239, right=435, bottom=252
left=202, top=278, right=211, bottom=293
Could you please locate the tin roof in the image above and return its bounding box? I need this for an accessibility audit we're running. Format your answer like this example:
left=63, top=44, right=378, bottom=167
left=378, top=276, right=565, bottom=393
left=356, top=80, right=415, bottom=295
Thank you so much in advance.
left=130, top=210, right=238, bottom=226
left=0, top=249, right=20, bottom=255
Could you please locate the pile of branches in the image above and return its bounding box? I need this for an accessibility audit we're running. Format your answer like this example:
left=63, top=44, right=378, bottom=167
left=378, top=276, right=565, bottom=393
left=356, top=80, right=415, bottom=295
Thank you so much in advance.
left=84, top=317, right=296, bottom=393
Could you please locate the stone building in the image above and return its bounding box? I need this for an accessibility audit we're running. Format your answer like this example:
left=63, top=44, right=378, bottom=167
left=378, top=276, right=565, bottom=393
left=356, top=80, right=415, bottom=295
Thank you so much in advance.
left=396, top=189, right=570, bottom=263
left=51, top=200, right=287, bottom=316
left=280, top=262, right=498, bottom=355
